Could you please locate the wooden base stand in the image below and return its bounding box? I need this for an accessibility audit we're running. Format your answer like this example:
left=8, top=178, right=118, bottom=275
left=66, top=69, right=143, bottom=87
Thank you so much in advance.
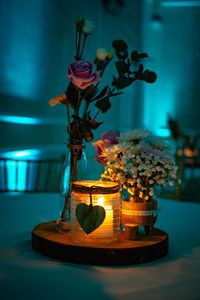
left=32, top=221, right=168, bottom=266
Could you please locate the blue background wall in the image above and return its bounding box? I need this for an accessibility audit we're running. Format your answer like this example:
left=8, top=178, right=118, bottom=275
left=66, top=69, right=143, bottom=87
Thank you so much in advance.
left=0, top=0, right=200, bottom=164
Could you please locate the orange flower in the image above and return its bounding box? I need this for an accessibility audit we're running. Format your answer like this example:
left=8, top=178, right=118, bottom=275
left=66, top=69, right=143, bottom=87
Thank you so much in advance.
left=92, top=139, right=106, bottom=164
left=49, top=93, right=67, bottom=107
left=92, top=131, right=119, bottom=164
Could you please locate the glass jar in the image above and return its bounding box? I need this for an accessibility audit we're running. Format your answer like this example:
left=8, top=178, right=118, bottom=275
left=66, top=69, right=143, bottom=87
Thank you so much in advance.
left=56, top=145, right=88, bottom=233
left=70, top=180, right=121, bottom=245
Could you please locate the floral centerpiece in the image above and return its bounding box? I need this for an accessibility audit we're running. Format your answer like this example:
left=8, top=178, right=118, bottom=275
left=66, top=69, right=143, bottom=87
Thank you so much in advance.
left=49, top=16, right=157, bottom=233
left=94, top=129, right=177, bottom=200
left=93, top=129, right=177, bottom=235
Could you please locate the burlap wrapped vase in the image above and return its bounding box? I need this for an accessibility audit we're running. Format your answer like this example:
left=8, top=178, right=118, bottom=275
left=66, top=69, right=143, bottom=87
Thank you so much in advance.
left=121, top=198, right=158, bottom=236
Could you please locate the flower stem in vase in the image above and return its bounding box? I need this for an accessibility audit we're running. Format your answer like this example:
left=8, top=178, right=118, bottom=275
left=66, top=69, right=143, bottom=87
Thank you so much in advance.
left=79, top=34, right=87, bottom=60
left=61, top=145, right=79, bottom=220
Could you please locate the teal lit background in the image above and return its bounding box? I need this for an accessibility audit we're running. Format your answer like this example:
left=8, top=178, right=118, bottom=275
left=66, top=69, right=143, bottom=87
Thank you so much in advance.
left=0, top=0, right=200, bottom=190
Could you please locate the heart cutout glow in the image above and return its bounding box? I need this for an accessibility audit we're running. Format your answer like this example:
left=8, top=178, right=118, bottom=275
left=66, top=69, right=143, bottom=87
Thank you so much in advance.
left=76, top=203, right=106, bottom=235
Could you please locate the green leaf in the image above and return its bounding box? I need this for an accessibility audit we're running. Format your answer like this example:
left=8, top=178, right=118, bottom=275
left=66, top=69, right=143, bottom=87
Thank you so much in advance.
left=112, top=40, right=128, bottom=52
left=66, top=83, right=79, bottom=109
left=134, top=64, right=145, bottom=80
left=76, top=203, right=106, bottom=234
left=95, top=97, right=111, bottom=113
left=115, top=50, right=124, bottom=60
left=111, top=92, right=123, bottom=97
left=112, top=75, right=135, bottom=89
left=138, top=64, right=144, bottom=73
left=134, top=67, right=157, bottom=83
left=131, top=50, right=138, bottom=62
left=115, top=61, right=130, bottom=76
left=131, top=50, right=148, bottom=62
left=88, top=119, right=104, bottom=129
left=138, top=53, right=148, bottom=59
left=84, top=86, right=97, bottom=102
left=81, top=122, right=94, bottom=142
left=90, top=85, right=108, bottom=101
left=143, top=70, right=157, bottom=83
left=122, top=50, right=128, bottom=60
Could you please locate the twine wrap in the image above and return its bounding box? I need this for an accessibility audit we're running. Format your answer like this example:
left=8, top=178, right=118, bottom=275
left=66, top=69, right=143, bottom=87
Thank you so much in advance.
left=121, top=199, right=158, bottom=226
left=72, top=182, right=120, bottom=195
left=68, top=144, right=85, bottom=149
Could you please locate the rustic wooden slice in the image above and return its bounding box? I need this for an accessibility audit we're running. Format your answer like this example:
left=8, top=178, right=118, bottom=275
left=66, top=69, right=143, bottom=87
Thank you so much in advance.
left=32, top=221, right=168, bottom=266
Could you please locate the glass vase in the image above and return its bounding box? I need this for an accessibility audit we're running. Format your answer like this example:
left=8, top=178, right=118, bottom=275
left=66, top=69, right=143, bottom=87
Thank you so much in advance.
left=121, top=197, right=158, bottom=236
left=56, top=144, right=88, bottom=233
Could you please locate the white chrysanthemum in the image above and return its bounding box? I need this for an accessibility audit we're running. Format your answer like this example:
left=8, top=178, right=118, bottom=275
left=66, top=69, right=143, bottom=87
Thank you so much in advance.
left=147, top=136, right=175, bottom=154
left=119, top=129, right=151, bottom=143
left=102, top=141, right=140, bottom=164
left=119, top=141, right=141, bottom=155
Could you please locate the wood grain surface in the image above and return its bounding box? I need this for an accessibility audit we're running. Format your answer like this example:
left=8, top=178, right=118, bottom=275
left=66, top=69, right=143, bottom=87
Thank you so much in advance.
left=32, top=221, right=168, bottom=266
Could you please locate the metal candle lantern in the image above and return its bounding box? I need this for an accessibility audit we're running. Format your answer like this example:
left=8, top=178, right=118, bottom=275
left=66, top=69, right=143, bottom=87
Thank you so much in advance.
left=70, top=181, right=121, bottom=245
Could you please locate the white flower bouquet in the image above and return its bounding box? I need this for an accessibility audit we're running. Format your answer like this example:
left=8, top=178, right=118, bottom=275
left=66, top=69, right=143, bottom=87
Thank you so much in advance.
left=94, top=129, right=177, bottom=202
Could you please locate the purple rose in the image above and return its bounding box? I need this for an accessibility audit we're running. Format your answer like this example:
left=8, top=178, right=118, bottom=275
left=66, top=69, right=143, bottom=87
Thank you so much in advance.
left=92, top=140, right=107, bottom=164
left=92, top=131, right=119, bottom=164
left=101, top=131, right=119, bottom=147
left=67, top=61, right=100, bottom=89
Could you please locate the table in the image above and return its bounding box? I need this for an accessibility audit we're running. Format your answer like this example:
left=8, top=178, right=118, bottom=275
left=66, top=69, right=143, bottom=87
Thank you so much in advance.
left=0, top=193, right=200, bottom=300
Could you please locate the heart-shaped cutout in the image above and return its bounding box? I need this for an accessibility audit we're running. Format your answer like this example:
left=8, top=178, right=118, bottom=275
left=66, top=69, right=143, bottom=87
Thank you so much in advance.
left=76, top=203, right=106, bottom=235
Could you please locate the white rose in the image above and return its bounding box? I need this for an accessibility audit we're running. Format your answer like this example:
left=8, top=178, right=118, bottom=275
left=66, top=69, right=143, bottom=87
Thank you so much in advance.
left=96, top=48, right=108, bottom=61
left=82, top=20, right=95, bottom=35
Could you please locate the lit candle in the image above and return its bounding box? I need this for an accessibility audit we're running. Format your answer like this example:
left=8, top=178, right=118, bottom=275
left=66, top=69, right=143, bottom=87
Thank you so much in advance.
left=88, top=195, right=114, bottom=239
left=70, top=180, right=120, bottom=245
